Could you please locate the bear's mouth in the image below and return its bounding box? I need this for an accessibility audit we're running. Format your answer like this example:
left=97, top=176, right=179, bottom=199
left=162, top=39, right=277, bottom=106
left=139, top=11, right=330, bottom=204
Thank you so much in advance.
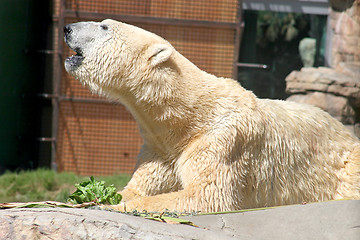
left=65, top=47, right=84, bottom=71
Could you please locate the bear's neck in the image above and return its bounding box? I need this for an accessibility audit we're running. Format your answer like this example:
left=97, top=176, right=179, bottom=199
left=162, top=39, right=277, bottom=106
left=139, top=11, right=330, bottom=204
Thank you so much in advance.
left=108, top=87, right=196, bottom=155
left=106, top=52, right=254, bottom=155
left=108, top=59, right=211, bottom=153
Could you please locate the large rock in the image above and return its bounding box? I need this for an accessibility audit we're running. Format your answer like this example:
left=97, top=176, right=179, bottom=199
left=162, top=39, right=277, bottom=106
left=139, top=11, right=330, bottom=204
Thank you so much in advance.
left=287, top=92, right=355, bottom=124
left=0, top=200, right=359, bottom=240
left=286, top=64, right=360, bottom=136
left=286, top=67, right=360, bottom=100
left=0, top=208, right=231, bottom=240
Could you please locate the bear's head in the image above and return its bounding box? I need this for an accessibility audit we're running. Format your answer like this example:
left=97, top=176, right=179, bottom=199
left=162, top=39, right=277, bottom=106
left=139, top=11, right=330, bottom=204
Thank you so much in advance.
left=64, top=19, right=175, bottom=95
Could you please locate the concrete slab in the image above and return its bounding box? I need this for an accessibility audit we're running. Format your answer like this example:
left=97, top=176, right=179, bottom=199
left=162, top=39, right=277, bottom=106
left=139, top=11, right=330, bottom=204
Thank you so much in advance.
left=185, top=200, right=360, bottom=240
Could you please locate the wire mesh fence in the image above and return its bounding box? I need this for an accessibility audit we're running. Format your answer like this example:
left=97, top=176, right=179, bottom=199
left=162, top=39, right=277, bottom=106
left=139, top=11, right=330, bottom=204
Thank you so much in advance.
left=52, top=0, right=242, bottom=175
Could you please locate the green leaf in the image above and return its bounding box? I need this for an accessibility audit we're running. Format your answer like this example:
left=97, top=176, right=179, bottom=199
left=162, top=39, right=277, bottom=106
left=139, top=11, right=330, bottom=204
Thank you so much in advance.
left=67, top=177, right=122, bottom=205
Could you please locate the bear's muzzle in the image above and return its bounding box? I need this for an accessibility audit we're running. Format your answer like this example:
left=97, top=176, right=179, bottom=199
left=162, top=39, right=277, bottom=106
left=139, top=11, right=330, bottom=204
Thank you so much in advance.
left=64, top=24, right=84, bottom=72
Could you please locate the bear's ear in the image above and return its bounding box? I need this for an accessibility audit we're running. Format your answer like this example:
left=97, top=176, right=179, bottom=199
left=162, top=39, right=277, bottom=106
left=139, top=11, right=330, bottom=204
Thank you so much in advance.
left=147, top=43, right=173, bottom=66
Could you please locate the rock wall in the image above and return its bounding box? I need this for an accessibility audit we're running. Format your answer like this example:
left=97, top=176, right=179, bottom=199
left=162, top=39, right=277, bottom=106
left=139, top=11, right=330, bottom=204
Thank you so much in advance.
left=329, top=0, right=360, bottom=67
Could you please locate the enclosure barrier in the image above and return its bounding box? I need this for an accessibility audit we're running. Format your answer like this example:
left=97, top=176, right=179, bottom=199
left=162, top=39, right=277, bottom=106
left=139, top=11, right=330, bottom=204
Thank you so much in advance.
left=50, top=0, right=242, bottom=175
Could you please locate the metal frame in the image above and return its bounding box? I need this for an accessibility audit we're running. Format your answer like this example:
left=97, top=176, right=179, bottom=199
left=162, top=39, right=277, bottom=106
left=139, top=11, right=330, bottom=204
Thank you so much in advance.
left=242, top=0, right=329, bottom=15
left=64, top=10, right=241, bottom=29
left=50, top=0, right=66, bottom=170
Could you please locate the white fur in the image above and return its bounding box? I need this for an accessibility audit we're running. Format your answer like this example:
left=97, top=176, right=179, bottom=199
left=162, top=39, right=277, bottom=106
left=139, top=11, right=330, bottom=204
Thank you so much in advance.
left=65, top=19, right=360, bottom=212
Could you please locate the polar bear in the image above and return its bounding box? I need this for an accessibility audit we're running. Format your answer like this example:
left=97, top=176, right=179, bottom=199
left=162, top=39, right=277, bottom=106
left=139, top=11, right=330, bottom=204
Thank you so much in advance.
left=64, top=19, right=360, bottom=212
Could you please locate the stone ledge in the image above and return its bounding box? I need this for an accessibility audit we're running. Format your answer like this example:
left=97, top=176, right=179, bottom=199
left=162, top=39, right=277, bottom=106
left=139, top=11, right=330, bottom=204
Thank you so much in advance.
left=184, top=200, right=360, bottom=240
left=0, top=207, right=232, bottom=240
left=1, top=200, right=359, bottom=240
left=286, top=66, right=360, bottom=99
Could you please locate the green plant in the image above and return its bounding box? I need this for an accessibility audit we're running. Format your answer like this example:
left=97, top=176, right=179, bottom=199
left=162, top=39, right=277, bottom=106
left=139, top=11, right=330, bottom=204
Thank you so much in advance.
left=67, top=176, right=122, bottom=205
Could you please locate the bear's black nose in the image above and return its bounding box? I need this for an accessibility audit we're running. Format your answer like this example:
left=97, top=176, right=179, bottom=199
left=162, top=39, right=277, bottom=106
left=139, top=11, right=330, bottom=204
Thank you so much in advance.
left=64, top=25, right=72, bottom=36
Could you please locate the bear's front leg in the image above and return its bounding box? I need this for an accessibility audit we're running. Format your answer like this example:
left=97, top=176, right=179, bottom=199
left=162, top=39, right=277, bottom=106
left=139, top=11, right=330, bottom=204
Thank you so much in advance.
left=119, top=151, right=181, bottom=202
left=111, top=173, right=240, bottom=213
left=112, top=131, right=243, bottom=212
left=111, top=187, right=197, bottom=212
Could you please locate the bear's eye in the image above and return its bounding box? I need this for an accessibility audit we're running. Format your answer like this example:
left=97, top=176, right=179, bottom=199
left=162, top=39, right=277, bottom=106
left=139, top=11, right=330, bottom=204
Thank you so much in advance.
left=100, top=25, right=108, bottom=30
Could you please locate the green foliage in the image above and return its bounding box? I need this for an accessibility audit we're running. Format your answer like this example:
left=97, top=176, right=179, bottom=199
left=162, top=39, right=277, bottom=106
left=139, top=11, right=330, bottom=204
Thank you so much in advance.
left=0, top=169, right=130, bottom=203
left=67, top=176, right=122, bottom=205
left=256, top=12, right=308, bottom=47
